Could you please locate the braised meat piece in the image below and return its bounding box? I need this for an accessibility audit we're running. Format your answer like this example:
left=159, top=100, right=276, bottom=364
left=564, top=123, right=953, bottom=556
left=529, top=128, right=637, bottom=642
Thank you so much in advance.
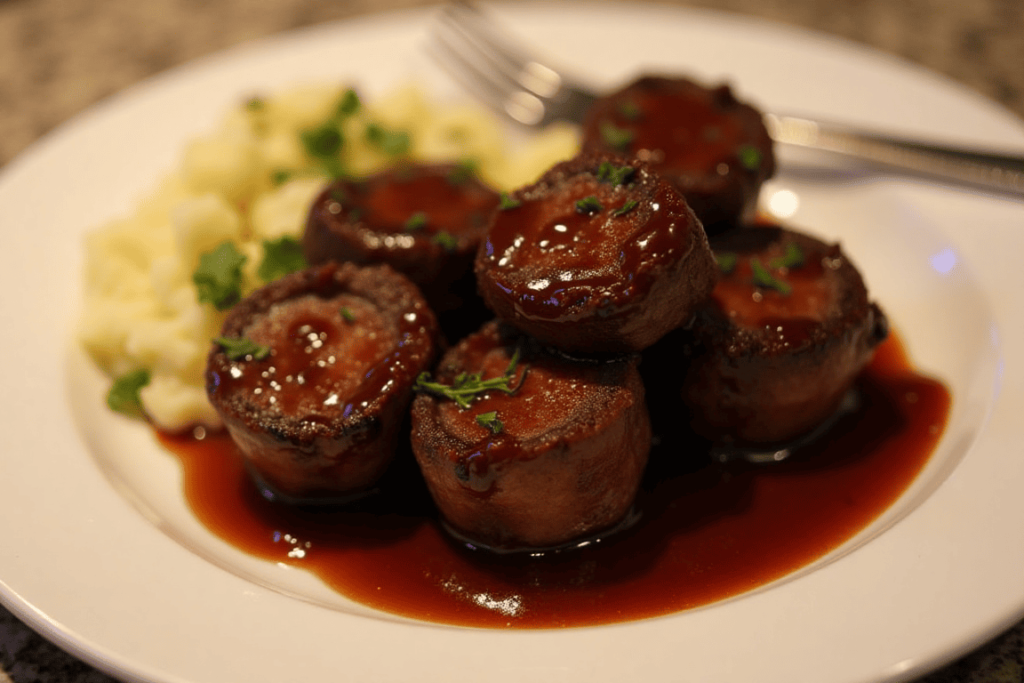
left=581, top=75, right=775, bottom=232
left=676, top=224, right=888, bottom=447
left=474, top=151, right=716, bottom=355
left=410, top=321, right=651, bottom=552
left=303, top=162, right=500, bottom=318
left=205, top=262, right=439, bottom=502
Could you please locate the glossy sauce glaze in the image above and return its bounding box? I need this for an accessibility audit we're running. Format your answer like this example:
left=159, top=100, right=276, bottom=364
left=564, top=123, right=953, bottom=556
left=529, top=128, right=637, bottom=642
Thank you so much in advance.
left=163, top=332, right=948, bottom=628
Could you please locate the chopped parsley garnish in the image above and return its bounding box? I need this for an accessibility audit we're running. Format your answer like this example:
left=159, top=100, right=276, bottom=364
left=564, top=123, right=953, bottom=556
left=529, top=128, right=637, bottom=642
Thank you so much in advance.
left=404, top=211, right=428, bottom=232
left=575, top=196, right=603, bottom=215
left=599, top=120, right=634, bottom=150
left=414, top=346, right=527, bottom=410
left=447, top=159, right=478, bottom=185
left=340, top=307, right=356, bottom=323
left=431, top=231, right=459, bottom=251
left=596, top=161, right=636, bottom=186
left=106, top=368, right=151, bottom=418
left=737, top=145, right=763, bottom=171
left=768, top=242, right=805, bottom=270
left=617, top=101, right=641, bottom=121
left=335, top=88, right=361, bottom=118
left=301, top=123, right=343, bottom=159
left=214, top=336, right=271, bottom=361
left=613, top=200, right=639, bottom=217
left=750, top=257, right=792, bottom=295
left=258, top=236, right=307, bottom=283
left=193, top=241, right=247, bottom=310
left=270, top=169, right=294, bottom=186
left=245, top=97, right=265, bottom=112
left=475, top=411, right=504, bottom=434
left=499, top=193, right=522, bottom=210
left=715, top=251, right=738, bottom=275
left=365, top=122, right=411, bottom=156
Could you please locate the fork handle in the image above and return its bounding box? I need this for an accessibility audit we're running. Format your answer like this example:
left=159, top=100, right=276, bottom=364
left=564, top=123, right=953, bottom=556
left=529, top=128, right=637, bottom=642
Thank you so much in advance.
left=765, top=114, right=1024, bottom=198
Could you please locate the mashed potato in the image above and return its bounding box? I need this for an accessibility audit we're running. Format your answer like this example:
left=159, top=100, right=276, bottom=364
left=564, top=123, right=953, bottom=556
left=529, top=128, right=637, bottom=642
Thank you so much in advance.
left=79, top=82, right=580, bottom=433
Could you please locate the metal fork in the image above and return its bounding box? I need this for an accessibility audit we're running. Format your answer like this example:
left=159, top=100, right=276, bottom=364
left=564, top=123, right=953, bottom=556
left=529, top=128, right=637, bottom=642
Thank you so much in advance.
left=429, top=1, right=1024, bottom=198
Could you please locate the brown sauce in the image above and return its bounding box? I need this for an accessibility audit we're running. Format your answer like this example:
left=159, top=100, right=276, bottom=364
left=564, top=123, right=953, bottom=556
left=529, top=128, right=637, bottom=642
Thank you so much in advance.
left=159, top=333, right=948, bottom=629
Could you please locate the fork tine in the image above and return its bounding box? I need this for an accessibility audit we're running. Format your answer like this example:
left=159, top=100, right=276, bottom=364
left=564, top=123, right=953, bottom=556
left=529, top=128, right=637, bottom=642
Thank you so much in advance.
left=429, top=2, right=598, bottom=126
left=430, top=5, right=549, bottom=125
left=441, top=3, right=565, bottom=100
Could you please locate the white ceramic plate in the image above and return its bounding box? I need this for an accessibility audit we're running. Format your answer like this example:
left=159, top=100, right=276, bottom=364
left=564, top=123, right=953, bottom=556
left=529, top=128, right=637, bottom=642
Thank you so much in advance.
left=2, top=2, right=1024, bottom=682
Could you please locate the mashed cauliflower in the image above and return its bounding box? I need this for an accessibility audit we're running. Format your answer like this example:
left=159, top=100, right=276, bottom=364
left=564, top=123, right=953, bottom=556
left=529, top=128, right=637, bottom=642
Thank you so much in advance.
left=79, top=82, right=579, bottom=433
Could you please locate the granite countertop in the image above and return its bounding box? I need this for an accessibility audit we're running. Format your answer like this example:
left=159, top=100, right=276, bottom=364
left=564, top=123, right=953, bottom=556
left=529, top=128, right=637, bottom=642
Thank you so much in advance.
left=1, top=0, right=1022, bottom=681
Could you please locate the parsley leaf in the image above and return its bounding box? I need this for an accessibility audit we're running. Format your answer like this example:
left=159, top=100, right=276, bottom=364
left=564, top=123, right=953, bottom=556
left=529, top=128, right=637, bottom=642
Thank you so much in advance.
left=599, top=120, right=634, bottom=150
left=106, top=368, right=151, bottom=418
left=365, top=122, right=411, bottom=156
left=335, top=88, right=361, bottom=118
left=431, top=231, right=459, bottom=251
left=715, top=251, right=738, bottom=275
left=768, top=242, right=805, bottom=270
left=575, top=196, right=603, bottom=215
left=596, top=161, right=635, bottom=186
left=475, top=411, right=504, bottom=434
left=258, top=236, right=307, bottom=283
left=414, top=346, right=527, bottom=409
left=214, top=336, right=271, bottom=361
left=447, top=159, right=478, bottom=185
left=404, top=212, right=428, bottom=232
left=750, top=257, right=792, bottom=295
left=301, top=123, right=343, bottom=159
left=737, top=145, right=763, bottom=171
left=193, top=241, right=247, bottom=310
left=613, top=200, right=639, bottom=217
left=499, top=193, right=522, bottom=210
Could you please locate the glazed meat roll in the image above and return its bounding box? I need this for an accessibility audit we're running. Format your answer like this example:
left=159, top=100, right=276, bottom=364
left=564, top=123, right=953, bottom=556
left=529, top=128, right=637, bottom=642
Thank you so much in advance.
left=205, top=262, right=439, bottom=502
left=303, top=162, right=500, bottom=314
left=474, top=151, right=717, bottom=355
left=581, top=75, right=775, bottom=231
left=410, top=321, right=651, bottom=553
left=678, top=224, right=888, bottom=447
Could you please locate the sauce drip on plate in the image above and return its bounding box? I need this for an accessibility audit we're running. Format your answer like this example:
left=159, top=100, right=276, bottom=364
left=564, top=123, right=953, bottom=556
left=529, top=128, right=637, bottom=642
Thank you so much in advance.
left=160, top=333, right=948, bottom=628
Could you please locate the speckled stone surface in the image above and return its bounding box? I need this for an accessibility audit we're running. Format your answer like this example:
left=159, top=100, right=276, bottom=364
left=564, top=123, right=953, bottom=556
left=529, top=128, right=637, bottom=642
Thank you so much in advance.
left=0, top=1, right=1022, bottom=682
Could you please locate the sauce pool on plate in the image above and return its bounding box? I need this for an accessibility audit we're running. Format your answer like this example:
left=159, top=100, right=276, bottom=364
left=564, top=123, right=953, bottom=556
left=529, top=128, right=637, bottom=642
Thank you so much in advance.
left=159, top=332, right=948, bottom=628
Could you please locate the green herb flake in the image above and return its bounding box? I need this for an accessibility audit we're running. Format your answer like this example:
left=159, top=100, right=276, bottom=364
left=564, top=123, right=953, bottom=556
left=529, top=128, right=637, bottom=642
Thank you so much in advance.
left=432, top=231, right=459, bottom=251
left=499, top=193, right=522, bottom=211
left=617, top=100, right=641, bottom=121
left=414, top=346, right=527, bottom=409
left=365, top=122, right=411, bottom=156
left=599, top=120, right=634, bottom=150
left=245, top=97, right=266, bottom=112
left=737, top=145, right=763, bottom=171
left=475, top=411, right=504, bottom=434
left=301, top=123, right=343, bottom=159
left=596, top=161, right=636, bottom=186
left=750, top=257, right=792, bottom=295
left=258, top=236, right=307, bottom=283
left=193, top=241, right=247, bottom=310
left=335, top=88, right=361, bottom=118
left=768, top=242, right=805, bottom=270
left=715, top=251, right=738, bottom=275
left=106, top=368, right=151, bottom=418
left=575, top=196, right=603, bottom=215
left=215, top=336, right=271, bottom=361
left=613, top=199, right=639, bottom=217
left=447, top=159, right=478, bottom=185
left=404, top=211, right=429, bottom=232
left=340, top=307, right=356, bottom=323
left=270, top=169, right=293, bottom=186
